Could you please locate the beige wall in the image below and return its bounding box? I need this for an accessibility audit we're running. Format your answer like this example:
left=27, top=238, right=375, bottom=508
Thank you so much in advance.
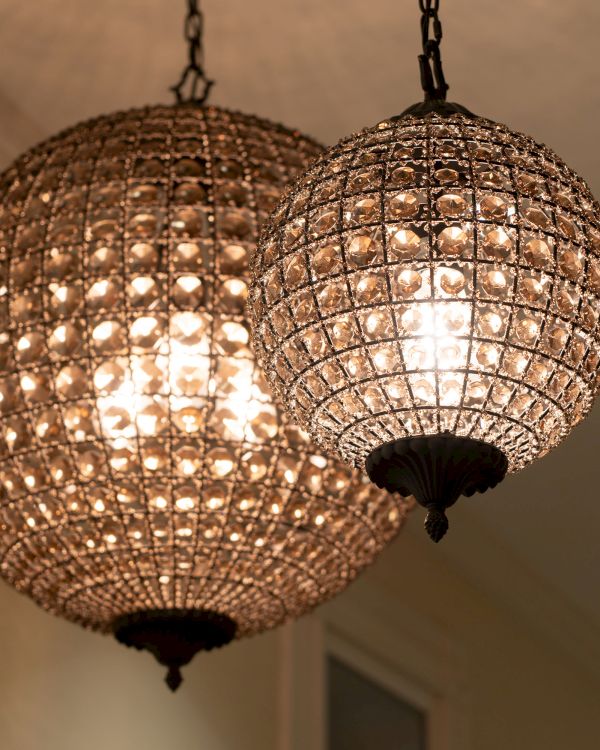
left=0, top=589, right=280, bottom=750
left=0, top=519, right=599, bottom=750
left=328, top=528, right=600, bottom=750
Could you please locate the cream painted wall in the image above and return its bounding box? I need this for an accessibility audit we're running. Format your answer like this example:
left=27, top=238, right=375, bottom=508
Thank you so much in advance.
left=0, top=586, right=280, bottom=750
left=317, top=526, right=600, bottom=750
left=1, top=519, right=599, bottom=749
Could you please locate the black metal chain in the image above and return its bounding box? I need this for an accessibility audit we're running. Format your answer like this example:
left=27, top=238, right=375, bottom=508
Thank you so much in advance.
left=170, top=0, right=215, bottom=105
left=418, top=0, right=448, bottom=101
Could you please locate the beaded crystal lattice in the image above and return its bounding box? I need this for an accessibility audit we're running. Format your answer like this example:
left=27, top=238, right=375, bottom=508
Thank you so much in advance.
left=0, top=105, right=409, bottom=635
left=250, top=114, right=600, bottom=471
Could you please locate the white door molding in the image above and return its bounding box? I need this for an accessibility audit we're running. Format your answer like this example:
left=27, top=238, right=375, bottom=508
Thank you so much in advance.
left=279, top=579, right=471, bottom=750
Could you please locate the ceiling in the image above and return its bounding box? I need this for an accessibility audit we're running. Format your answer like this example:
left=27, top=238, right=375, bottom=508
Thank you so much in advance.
left=0, top=0, right=599, bottom=632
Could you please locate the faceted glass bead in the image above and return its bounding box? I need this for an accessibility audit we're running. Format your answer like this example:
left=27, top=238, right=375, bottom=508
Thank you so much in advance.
left=517, top=173, right=544, bottom=197
left=480, top=195, right=509, bottom=220
left=439, top=268, right=466, bottom=295
left=436, top=193, right=468, bottom=217
left=559, top=247, right=583, bottom=280
left=438, top=226, right=469, bottom=256
left=350, top=198, right=379, bottom=223
left=389, top=166, right=415, bottom=185
left=389, top=229, right=421, bottom=259
left=313, top=209, right=337, bottom=236
left=388, top=192, right=420, bottom=219
left=434, top=167, right=459, bottom=184
left=516, top=317, right=540, bottom=345
left=356, top=274, right=387, bottom=304
left=396, top=270, right=422, bottom=296
left=347, top=232, right=382, bottom=267
left=524, top=239, right=552, bottom=268
left=313, top=244, right=342, bottom=276
left=481, top=228, right=513, bottom=260
left=482, top=270, right=508, bottom=297
left=524, top=205, right=551, bottom=229
left=520, top=276, right=545, bottom=303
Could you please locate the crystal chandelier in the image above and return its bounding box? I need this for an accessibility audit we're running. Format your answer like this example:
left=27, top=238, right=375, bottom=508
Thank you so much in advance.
left=249, top=0, right=600, bottom=542
left=0, top=1, right=410, bottom=690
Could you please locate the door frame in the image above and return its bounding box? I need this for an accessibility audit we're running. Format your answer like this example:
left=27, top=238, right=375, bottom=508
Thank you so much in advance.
left=278, top=580, right=471, bottom=750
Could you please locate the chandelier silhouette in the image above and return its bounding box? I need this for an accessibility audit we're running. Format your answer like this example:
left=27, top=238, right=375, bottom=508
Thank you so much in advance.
left=0, top=1, right=410, bottom=690
left=249, top=0, right=600, bottom=541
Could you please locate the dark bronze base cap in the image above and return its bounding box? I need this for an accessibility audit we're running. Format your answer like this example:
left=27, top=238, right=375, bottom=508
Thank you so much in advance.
left=366, top=433, right=508, bottom=542
left=113, top=609, right=237, bottom=691
left=394, top=99, right=477, bottom=119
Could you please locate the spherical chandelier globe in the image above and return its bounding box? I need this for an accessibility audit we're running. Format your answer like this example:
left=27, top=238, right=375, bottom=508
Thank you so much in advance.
left=0, top=14, right=411, bottom=690
left=249, top=2, right=600, bottom=541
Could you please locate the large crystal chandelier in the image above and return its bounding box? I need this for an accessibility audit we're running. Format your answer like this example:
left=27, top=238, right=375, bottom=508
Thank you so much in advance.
left=249, top=0, right=600, bottom=541
left=0, top=1, right=410, bottom=690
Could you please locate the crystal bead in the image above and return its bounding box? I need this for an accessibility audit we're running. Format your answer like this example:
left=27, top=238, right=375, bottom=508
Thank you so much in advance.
left=559, top=248, right=583, bottom=280
left=481, top=228, right=513, bottom=260
left=313, top=244, right=342, bottom=276
left=520, top=276, right=544, bottom=303
left=313, top=209, right=337, bottom=235
left=389, top=229, right=421, bottom=259
left=218, top=209, right=252, bottom=239
left=439, top=268, right=466, bottom=295
left=350, top=198, right=379, bottom=224
left=547, top=326, right=568, bottom=353
left=347, top=232, right=382, bottom=267
left=389, top=166, right=416, bottom=185
left=388, top=193, right=420, bottom=219
left=517, top=173, right=543, bottom=197
left=515, top=317, right=539, bottom=345
left=524, top=205, right=551, bottom=229
left=436, top=193, right=468, bottom=217
left=220, top=243, right=248, bottom=274
left=356, top=274, right=387, bottom=304
left=481, top=270, right=508, bottom=297
left=396, top=270, right=422, bottom=297
left=556, top=288, right=578, bottom=316
left=523, top=239, right=552, bottom=268
left=283, top=255, right=306, bottom=287
left=438, top=226, right=469, bottom=256
left=434, top=167, right=459, bottom=184
left=479, top=195, right=509, bottom=220
left=365, top=310, right=393, bottom=338
left=318, top=281, right=346, bottom=311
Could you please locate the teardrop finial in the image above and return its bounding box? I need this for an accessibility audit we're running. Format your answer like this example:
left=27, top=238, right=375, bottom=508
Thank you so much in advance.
left=166, top=665, right=183, bottom=692
left=424, top=508, right=449, bottom=543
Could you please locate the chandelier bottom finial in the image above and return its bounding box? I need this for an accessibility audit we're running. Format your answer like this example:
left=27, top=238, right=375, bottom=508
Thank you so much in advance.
left=366, top=434, right=509, bottom=542
left=113, top=609, right=237, bottom=691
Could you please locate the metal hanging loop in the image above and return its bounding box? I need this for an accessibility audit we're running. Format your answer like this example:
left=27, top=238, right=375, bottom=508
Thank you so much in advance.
left=418, top=0, right=449, bottom=101
left=170, top=0, right=215, bottom=105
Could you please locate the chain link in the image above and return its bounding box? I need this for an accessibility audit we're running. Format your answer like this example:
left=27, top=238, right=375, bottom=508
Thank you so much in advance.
left=418, top=0, right=448, bottom=101
left=171, top=0, right=215, bottom=105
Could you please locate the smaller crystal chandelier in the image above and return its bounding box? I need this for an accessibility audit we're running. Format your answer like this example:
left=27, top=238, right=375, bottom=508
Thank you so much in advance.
left=0, top=1, right=410, bottom=690
left=249, top=0, right=600, bottom=541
